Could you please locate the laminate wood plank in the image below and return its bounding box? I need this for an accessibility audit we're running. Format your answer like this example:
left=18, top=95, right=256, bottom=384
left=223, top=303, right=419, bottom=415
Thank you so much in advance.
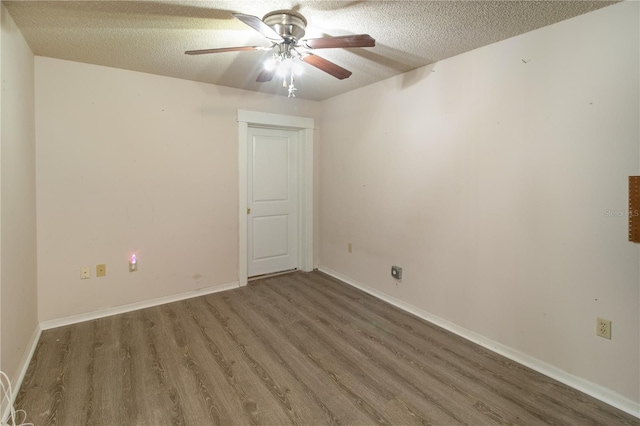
left=15, top=327, right=68, bottom=424
left=226, top=287, right=398, bottom=425
left=213, top=291, right=356, bottom=426
left=137, top=307, right=189, bottom=425
left=196, top=294, right=333, bottom=424
left=247, top=287, right=441, bottom=425
left=183, top=298, right=298, bottom=425
left=172, top=299, right=268, bottom=425
left=270, top=275, right=526, bottom=425
left=87, top=316, right=122, bottom=425
left=204, top=298, right=342, bottom=424
left=247, top=282, right=489, bottom=425
left=14, top=271, right=640, bottom=426
left=275, top=276, right=537, bottom=425
left=59, top=320, right=96, bottom=425
left=154, top=302, right=237, bottom=424
left=254, top=283, right=455, bottom=425
left=191, top=295, right=301, bottom=425
left=289, top=273, right=554, bottom=425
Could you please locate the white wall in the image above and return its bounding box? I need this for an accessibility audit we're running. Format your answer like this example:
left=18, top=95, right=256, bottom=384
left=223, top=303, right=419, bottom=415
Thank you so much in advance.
left=35, top=57, right=321, bottom=321
left=0, top=3, right=38, bottom=383
left=320, top=2, right=639, bottom=405
left=0, top=2, right=3, bottom=378
left=0, top=2, right=3, bottom=377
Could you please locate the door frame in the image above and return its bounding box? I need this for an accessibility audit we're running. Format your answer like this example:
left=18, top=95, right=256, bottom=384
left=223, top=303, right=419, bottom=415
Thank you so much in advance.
left=237, top=110, right=314, bottom=286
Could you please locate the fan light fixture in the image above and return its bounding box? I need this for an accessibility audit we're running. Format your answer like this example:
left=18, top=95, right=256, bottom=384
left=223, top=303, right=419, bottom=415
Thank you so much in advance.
left=265, top=44, right=306, bottom=97
left=262, top=11, right=306, bottom=98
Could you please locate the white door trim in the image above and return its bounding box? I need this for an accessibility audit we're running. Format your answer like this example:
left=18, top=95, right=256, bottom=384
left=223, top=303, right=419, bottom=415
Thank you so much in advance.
left=237, top=110, right=314, bottom=286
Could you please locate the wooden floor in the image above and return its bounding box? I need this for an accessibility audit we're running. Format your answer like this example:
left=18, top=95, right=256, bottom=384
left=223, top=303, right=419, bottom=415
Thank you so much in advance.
left=16, top=271, right=639, bottom=425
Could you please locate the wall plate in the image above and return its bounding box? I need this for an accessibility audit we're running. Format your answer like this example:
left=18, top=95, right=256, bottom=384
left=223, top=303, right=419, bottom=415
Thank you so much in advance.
left=391, top=265, right=402, bottom=280
left=81, top=266, right=90, bottom=279
left=96, top=264, right=106, bottom=277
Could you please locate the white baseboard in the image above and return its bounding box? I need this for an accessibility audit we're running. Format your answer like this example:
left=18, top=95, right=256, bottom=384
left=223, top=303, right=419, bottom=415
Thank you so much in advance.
left=40, top=281, right=240, bottom=330
left=318, top=266, right=640, bottom=419
left=1, top=324, right=42, bottom=425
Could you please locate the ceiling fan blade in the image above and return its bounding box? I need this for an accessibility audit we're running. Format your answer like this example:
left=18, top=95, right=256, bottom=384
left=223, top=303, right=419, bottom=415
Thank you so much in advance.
left=256, top=68, right=276, bottom=83
left=302, top=54, right=352, bottom=80
left=302, top=34, right=375, bottom=49
left=232, top=12, right=283, bottom=41
left=185, top=46, right=261, bottom=55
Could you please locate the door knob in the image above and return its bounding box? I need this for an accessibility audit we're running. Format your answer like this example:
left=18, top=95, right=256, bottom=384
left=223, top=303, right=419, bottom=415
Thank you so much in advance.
left=247, top=208, right=251, bottom=214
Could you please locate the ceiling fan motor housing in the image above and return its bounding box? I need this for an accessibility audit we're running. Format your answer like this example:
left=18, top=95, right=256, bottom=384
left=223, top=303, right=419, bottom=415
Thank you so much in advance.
left=263, top=10, right=307, bottom=43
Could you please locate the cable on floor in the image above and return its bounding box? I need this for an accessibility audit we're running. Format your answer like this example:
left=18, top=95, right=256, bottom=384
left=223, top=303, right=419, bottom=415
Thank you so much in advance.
left=0, top=371, right=32, bottom=426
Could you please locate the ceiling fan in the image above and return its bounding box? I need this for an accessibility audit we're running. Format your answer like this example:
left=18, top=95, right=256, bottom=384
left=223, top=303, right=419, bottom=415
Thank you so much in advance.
left=185, top=10, right=375, bottom=97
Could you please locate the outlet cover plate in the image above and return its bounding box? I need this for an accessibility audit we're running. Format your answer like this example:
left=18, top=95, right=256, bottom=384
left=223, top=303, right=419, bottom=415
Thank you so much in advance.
left=596, top=317, right=611, bottom=339
left=391, top=265, right=402, bottom=280
left=96, top=264, right=106, bottom=277
left=81, top=266, right=90, bottom=279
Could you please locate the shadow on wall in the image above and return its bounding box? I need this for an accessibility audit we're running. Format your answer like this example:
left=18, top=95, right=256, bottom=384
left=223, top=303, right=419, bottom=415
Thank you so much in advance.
left=400, top=64, right=437, bottom=90
left=346, top=43, right=437, bottom=91
left=348, top=43, right=432, bottom=74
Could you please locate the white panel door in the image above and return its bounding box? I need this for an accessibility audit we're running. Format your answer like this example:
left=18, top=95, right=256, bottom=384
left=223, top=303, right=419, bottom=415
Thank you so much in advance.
left=248, top=127, right=298, bottom=277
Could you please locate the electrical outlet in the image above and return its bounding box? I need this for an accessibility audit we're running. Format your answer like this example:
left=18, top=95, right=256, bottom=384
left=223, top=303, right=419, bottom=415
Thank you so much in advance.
left=96, top=264, right=106, bottom=277
left=80, top=266, right=90, bottom=279
left=596, top=317, right=611, bottom=339
left=348, top=243, right=352, bottom=253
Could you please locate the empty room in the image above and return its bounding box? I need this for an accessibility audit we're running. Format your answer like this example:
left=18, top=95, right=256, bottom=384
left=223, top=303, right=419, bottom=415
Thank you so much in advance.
left=1, top=1, right=639, bottom=425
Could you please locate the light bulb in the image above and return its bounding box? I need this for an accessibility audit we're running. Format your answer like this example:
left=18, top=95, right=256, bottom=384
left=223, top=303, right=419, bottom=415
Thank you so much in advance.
left=264, top=58, right=277, bottom=71
left=129, top=254, right=137, bottom=272
left=277, top=59, right=293, bottom=77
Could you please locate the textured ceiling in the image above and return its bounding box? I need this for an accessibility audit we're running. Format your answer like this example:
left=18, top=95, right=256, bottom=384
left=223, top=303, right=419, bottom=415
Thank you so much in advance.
left=3, top=0, right=618, bottom=101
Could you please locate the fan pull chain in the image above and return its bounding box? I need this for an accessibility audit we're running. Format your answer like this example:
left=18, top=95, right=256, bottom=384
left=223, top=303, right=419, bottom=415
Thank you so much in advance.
left=288, top=72, right=297, bottom=98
